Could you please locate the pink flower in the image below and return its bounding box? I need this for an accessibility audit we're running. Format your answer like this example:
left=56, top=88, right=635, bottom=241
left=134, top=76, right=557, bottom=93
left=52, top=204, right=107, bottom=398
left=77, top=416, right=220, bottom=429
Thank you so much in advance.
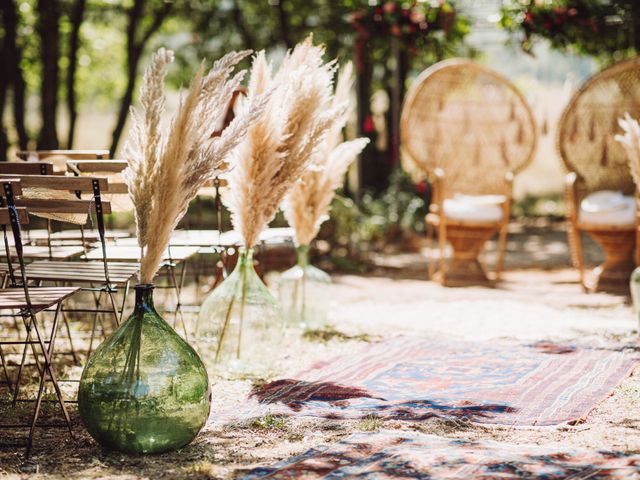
left=383, top=2, right=396, bottom=13
left=363, top=115, right=376, bottom=134
left=410, top=11, right=426, bottom=23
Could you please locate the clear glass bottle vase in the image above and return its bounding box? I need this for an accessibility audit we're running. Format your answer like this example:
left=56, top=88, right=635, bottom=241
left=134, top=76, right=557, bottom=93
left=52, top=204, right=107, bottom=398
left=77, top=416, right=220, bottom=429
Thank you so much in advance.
left=278, top=244, right=331, bottom=330
left=78, top=284, right=211, bottom=454
left=195, top=247, right=281, bottom=373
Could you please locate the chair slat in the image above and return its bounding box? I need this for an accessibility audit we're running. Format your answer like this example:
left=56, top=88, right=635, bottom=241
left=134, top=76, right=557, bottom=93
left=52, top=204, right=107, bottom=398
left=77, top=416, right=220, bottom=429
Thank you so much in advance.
left=16, top=198, right=112, bottom=214
left=0, top=287, right=79, bottom=309
left=0, top=207, right=29, bottom=226
left=17, top=150, right=109, bottom=160
left=0, top=174, right=109, bottom=192
left=67, top=160, right=128, bottom=173
left=0, top=162, right=58, bottom=175
left=1, top=178, right=23, bottom=196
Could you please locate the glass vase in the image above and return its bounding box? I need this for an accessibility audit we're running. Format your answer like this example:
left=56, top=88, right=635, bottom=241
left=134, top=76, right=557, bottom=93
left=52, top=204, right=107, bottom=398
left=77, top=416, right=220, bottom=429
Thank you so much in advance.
left=78, top=284, right=210, bottom=454
left=195, top=247, right=281, bottom=374
left=278, top=245, right=331, bottom=330
left=630, top=266, right=640, bottom=333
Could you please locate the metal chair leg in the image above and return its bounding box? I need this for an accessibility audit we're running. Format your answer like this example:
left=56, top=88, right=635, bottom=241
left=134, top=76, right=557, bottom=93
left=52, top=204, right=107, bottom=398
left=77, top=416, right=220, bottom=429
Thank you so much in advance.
left=60, top=309, right=79, bottom=365
left=0, top=344, right=13, bottom=394
left=25, top=302, right=71, bottom=458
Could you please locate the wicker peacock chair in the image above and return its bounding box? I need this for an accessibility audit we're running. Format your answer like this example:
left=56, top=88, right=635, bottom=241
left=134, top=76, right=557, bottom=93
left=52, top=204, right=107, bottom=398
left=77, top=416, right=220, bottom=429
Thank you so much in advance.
left=401, top=59, right=537, bottom=286
left=558, top=57, right=640, bottom=293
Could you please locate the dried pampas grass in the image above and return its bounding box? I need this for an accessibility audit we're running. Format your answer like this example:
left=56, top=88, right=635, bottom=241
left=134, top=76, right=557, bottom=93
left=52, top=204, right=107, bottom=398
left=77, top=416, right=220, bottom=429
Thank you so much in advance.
left=615, top=113, right=640, bottom=188
left=283, top=62, right=369, bottom=246
left=224, top=36, right=346, bottom=248
left=124, top=47, right=269, bottom=283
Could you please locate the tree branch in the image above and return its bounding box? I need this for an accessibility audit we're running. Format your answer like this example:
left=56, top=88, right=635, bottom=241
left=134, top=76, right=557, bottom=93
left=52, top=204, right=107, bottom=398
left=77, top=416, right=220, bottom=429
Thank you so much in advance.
left=66, top=0, right=87, bottom=148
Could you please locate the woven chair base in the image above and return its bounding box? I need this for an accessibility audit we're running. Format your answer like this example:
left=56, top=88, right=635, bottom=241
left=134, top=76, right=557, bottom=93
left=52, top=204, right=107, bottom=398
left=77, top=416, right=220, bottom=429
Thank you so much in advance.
left=584, top=228, right=635, bottom=294
left=433, top=258, right=493, bottom=287
left=436, top=224, right=499, bottom=287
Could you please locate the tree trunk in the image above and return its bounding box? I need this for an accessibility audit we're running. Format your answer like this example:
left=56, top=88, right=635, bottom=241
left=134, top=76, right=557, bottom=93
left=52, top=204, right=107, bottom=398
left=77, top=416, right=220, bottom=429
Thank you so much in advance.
left=2, top=0, right=29, bottom=150
left=110, top=48, right=141, bottom=157
left=0, top=40, right=9, bottom=161
left=275, top=0, right=292, bottom=49
left=109, top=0, right=171, bottom=157
left=37, top=0, right=61, bottom=150
left=66, top=0, right=86, bottom=148
left=0, top=5, right=11, bottom=160
left=231, top=0, right=256, bottom=51
left=632, top=1, right=640, bottom=53
left=12, top=62, right=28, bottom=150
left=355, top=39, right=378, bottom=196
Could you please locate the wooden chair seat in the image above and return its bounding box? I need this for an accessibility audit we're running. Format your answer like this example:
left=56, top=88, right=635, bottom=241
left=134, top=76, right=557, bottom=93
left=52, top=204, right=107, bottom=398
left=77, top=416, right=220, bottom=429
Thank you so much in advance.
left=113, top=228, right=295, bottom=248
left=2, top=245, right=86, bottom=260
left=24, top=261, right=139, bottom=285
left=0, top=286, right=79, bottom=310
left=84, top=245, right=200, bottom=262
left=27, top=229, right=131, bottom=244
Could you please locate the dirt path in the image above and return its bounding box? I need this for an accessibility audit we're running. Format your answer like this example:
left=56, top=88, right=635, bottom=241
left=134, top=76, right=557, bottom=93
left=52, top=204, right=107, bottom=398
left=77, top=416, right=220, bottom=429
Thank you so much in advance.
left=1, top=256, right=638, bottom=479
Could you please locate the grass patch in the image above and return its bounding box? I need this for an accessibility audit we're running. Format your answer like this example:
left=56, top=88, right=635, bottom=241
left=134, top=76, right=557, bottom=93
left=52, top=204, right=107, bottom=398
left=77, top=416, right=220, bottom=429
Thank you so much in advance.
left=251, top=414, right=288, bottom=430
left=355, top=415, right=381, bottom=432
left=303, top=326, right=374, bottom=344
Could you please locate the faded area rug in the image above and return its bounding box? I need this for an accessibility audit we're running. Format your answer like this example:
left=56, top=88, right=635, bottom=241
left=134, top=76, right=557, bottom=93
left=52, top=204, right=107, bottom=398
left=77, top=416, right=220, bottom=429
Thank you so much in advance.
left=231, top=338, right=638, bottom=426
left=243, top=431, right=640, bottom=479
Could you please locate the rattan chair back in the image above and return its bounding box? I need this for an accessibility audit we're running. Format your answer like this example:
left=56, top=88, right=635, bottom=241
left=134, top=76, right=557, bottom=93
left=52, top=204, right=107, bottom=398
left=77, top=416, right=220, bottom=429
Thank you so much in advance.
left=558, top=57, right=640, bottom=198
left=401, top=59, right=537, bottom=197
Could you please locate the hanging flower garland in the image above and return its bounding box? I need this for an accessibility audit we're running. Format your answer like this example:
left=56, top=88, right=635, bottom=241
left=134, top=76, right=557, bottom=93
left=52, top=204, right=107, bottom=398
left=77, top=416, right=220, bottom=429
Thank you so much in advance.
left=500, top=1, right=637, bottom=57
left=349, top=1, right=460, bottom=71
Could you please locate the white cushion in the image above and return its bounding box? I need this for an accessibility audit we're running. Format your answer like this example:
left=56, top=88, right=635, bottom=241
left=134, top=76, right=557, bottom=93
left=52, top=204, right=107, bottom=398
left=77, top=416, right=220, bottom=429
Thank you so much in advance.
left=579, top=190, right=635, bottom=226
left=443, top=194, right=505, bottom=222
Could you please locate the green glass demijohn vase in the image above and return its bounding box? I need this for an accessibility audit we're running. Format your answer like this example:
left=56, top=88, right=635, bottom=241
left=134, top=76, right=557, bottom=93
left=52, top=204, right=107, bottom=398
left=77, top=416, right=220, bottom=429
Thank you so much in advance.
left=78, top=284, right=211, bottom=454
left=278, top=245, right=331, bottom=330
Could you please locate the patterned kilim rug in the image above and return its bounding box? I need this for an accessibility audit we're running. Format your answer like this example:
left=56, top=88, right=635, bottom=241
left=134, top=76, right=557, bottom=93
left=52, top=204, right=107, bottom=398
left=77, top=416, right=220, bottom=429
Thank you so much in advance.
left=243, top=431, right=640, bottom=479
left=233, top=338, right=639, bottom=426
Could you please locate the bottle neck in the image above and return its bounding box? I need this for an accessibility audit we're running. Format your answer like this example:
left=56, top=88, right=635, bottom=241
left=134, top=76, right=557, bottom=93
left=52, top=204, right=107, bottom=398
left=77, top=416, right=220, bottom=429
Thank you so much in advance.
left=237, top=247, right=254, bottom=269
left=133, top=284, right=156, bottom=314
left=296, top=244, right=309, bottom=268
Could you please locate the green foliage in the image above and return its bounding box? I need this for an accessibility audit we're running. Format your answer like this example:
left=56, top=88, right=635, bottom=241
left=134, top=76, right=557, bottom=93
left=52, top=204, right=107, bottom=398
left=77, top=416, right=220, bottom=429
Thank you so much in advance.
left=319, top=169, right=427, bottom=256
left=500, top=0, right=639, bottom=62
left=511, top=194, right=566, bottom=220
left=361, top=169, right=427, bottom=234
left=355, top=415, right=381, bottom=432
left=303, top=326, right=373, bottom=343
left=251, top=414, right=287, bottom=430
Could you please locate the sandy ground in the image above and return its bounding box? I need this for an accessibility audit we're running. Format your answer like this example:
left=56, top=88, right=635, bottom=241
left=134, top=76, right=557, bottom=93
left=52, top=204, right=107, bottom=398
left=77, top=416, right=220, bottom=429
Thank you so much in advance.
left=1, top=224, right=639, bottom=479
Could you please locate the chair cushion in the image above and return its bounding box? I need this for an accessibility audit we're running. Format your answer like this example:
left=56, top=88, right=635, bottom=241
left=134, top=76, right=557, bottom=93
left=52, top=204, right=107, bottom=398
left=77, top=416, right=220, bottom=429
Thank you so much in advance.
left=579, top=191, right=636, bottom=226
left=443, top=194, right=505, bottom=222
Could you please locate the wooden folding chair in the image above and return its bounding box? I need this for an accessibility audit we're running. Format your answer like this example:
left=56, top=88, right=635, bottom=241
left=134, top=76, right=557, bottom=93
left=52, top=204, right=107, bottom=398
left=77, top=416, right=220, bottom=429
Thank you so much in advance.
left=0, top=161, right=86, bottom=260
left=0, top=180, right=79, bottom=457
left=0, top=174, right=138, bottom=353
